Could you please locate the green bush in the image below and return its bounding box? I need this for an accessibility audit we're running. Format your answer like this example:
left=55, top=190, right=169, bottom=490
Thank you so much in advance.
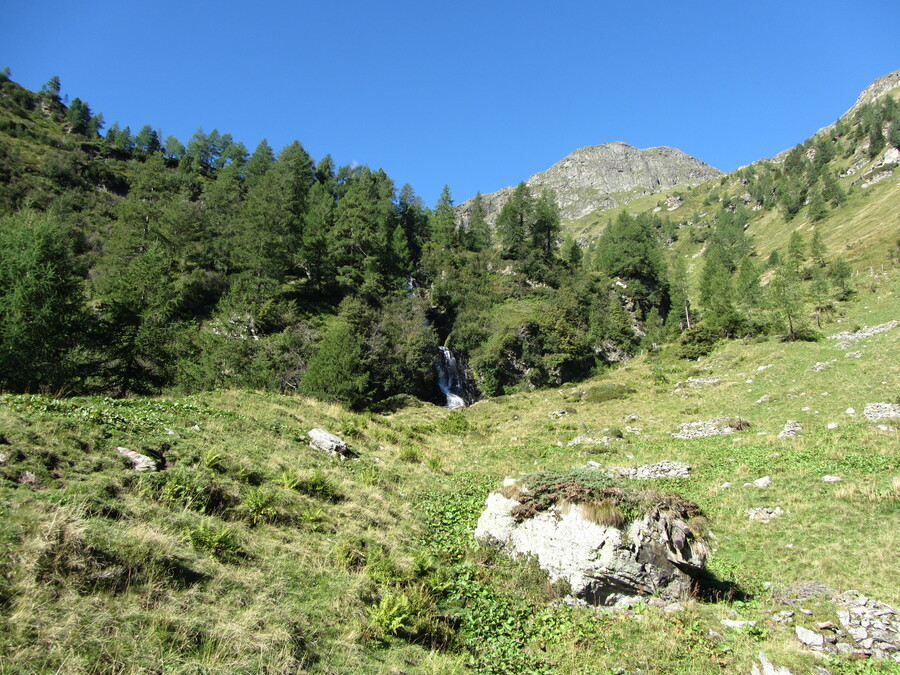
left=676, top=323, right=722, bottom=360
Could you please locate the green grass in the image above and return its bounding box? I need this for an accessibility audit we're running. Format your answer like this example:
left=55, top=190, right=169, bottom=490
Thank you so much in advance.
left=0, top=276, right=898, bottom=673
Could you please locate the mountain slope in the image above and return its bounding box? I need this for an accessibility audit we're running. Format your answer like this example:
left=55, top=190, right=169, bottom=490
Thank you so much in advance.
left=456, top=141, right=721, bottom=226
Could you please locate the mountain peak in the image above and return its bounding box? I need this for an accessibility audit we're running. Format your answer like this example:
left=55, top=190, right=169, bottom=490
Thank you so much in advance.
left=458, top=143, right=720, bottom=225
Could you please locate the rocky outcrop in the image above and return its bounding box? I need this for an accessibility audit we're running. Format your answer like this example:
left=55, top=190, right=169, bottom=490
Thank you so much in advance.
left=456, top=142, right=720, bottom=227
left=474, top=482, right=708, bottom=605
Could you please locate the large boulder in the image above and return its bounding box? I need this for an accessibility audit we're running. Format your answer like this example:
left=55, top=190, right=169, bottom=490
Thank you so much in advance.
left=474, top=472, right=709, bottom=605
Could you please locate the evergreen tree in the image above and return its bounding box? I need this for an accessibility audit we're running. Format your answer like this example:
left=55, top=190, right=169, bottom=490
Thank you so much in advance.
left=530, top=188, right=560, bottom=260
left=65, top=97, right=92, bottom=135
left=300, top=319, right=370, bottom=409
left=465, top=192, right=491, bottom=252
left=810, top=227, right=827, bottom=266
left=769, top=261, right=807, bottom=341
left=735, top=257, right=763, bottom=326
left=245, top=139, right=276, bottom=186
left=0, top=210, right=85, bottom=392
left=431, top=185, right=457, bottom=247
left=496, top=182, right=532, bottom=259
left=787, top=230, right=807, bottom=271
left=808, top=187, right=828, bottom=222
left=596, top=212, right=670, bottom=318
left=163, top=135, right=185, bottom=160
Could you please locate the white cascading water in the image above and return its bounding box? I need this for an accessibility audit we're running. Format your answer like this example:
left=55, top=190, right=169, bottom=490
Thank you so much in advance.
left=437, top=346, right=467, bottom=409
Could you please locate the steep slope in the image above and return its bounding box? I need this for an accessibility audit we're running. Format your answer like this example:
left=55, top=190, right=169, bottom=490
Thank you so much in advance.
left=456, top=141, right=721, bottom=226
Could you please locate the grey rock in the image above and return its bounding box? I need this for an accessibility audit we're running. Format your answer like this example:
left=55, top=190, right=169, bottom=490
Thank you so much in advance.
left=722, top=619, right=757, bottom=629
left=827, top=320, right=899, bottom=346
left=754, top=476, right=772, bottom=488
left=474, top=490, right=708, bottom=605
left=547, top=409, right=569, bottom=418
left=607, top=460, right=691, bottom=480
left=822, top=475, right=842, bottom=483
left=456, top=142, right=721, bottom=226
left=751, top=652, right=795, bottom=675
left=864, top=403, right=900, bottom=422
left=796, top=626, right=825, bottom=647
left=778, top=420, right=803, bottom=439
left=747, top=507, right=783, bottom=522
left=116, top=447, right=156, bottom=471
left=308, top=428, right=355, bottom=460
left=671, top=417, right=749, bottom=439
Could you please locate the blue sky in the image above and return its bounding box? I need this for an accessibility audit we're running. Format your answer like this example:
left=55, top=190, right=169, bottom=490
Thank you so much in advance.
left=3, top=0, right=898, bottom=207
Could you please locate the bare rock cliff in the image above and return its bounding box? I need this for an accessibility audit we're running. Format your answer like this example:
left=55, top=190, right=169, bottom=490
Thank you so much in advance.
left=457, top=141, right=720, bottom=226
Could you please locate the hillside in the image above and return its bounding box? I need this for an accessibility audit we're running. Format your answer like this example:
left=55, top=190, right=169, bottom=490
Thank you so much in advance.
left=455, top=142, right=721, bottom=226
left=1, top=272, right=897, bottom=673
left=1, top=66, right=899, bottom=674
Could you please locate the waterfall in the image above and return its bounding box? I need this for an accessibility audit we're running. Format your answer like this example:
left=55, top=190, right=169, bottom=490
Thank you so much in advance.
left=437, top=346, right=468, bottom=409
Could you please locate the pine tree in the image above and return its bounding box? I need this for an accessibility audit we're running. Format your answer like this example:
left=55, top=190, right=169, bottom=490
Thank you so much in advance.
left=810, top=227, right=827, bottom=266
left=300, top=319, right=370, bottom=409
left=530, top=188, right=560, bottom=260
left=465, top=192, right=491, bottom=252
left=496, top=183, right=532, bottom=259
left=431, top=185, right=458, bottom=248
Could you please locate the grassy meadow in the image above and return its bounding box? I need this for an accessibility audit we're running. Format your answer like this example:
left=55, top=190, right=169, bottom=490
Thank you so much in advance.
left=1, top=272, right=897, bottom=674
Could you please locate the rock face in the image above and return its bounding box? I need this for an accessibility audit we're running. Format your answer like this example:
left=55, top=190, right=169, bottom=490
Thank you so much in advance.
left=456, top=142, right=721, bottom=227
left=474, top=491, right=708, bottom=605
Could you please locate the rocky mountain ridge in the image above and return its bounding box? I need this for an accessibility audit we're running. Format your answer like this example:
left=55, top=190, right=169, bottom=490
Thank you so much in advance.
left=456, top=141, right=721, bottom=227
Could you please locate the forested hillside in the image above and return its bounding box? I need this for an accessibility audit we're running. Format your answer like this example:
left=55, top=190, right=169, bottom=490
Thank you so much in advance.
left=1, top=69, right=899, bottom=409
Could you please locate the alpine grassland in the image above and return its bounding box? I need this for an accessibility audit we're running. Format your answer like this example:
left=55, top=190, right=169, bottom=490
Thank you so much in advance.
left=1, top=68, right=899, bottom=673
left=1, top=272, right=897, bottom=673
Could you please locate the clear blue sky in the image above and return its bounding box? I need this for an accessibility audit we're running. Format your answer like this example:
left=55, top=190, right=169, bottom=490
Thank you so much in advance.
left=3, top=0, right=898, bottom=207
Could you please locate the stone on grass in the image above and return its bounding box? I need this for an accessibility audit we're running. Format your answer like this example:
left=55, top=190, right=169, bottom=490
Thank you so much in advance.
left=753, top=476, right=772, bottom=488
left=474, top=473, right=709, bottom=606
left=308, top=428, right=356, bottom=460
left=823, top=475, right=842, bottom=483
left=751, top=652, right=794, bottom=675
left=778, top=420, right=802, bottom=438
left=116, top=447, right=157, bottom=471
left=607, top=460, right=690, bottom=479
left=864, top=403, right=900, bottom=422
left=747, top=506, right=783, bottom=522
left=796, top=625, right=825, bottom=647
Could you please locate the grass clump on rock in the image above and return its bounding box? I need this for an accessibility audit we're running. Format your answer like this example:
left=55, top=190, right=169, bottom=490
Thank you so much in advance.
left=509, top=468, right=704, bottom=525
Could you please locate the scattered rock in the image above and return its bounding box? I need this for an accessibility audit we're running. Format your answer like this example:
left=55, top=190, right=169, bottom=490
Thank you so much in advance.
left=116, top=447, right=157, bottom=471
left=664, top=602, right=685, bottom=614
left=864, top=403, right=900, bottom=422
left=753, top=476, right=772, bottom=488
left=796, top=625, right=825, bottom=647
left=567, top=435, right=609, bottom=447
left=827, top=422, right=839, bottom=430
left=308, top=429, right=356, bottom=461
left=828, top=320, right=899, bottom=348
left=758, top=364, right=773, bottom=371
left=671, top=417, right=749, bottom=439
left=547, top=409, right=570, bottom=418
left=685, top=376, right=721, bottom=387
left=607, top=461, right=691, bottom=479
left=778, top=420, right=803, bottom=439
left=845, top=408, right=856, bottom=416
left=747, top=507, right=783, bottom=522
left=18, top=470, right=37, bottom=485
left=722, top=619, right=757, bottom=629
left=846, top=351, right=863, bottom=359
left=720, top=482, right=732, bottom=490
left=755, top=395, right=771, bottom=405
left=752, top=652, right=794, bottom=675
left=822, top=475, right=842, bottom=483
left=812, top=361, right=835, bottom=372
left=0, top=452, right=7, bottom=465
left=876, top=424, right=896, bottom=432
left=833, top=590, right=900, bottom=660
